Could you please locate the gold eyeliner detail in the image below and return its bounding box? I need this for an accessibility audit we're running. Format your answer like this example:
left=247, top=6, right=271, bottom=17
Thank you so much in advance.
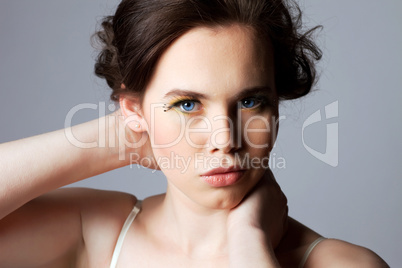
left=164, top=96, right=201, bottom=114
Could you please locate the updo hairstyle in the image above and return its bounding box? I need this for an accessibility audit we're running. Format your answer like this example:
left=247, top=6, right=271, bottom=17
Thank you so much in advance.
left=94, top=0, right=322, bottom=102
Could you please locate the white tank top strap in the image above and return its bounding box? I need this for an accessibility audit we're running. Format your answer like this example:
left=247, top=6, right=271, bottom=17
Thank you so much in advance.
left=298, top=237, right=327, bottom=268
left=110, top=200, right=142, bottom=268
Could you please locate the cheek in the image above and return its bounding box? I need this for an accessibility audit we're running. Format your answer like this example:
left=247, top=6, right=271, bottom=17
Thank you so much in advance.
left=148, top=109, right=185, bottom=147
left=242, top=112, right=276, bottom=153
left=146, top=109, right=197, bottom=174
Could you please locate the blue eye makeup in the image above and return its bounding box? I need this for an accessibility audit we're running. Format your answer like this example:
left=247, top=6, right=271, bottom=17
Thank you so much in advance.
left=164, top=97, right=202, bottom=113
left=163, top=93, right=272, bottom=114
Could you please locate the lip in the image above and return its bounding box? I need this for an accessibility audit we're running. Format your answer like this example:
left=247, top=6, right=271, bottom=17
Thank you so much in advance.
left=200, top=166, right=246, bottom=187
left=201, top=166, right=244, bottom=176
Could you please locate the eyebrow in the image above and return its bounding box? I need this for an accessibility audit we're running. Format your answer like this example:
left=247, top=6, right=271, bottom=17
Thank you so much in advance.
left=163, top=89, right=209, bottom=100
left=230, top=86, right=274, bottom=101
left=163, top=86, right=274, bottom=101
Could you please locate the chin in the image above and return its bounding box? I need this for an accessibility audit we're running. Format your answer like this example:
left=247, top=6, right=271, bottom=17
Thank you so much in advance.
left=201, top=188, right=247, bottom=210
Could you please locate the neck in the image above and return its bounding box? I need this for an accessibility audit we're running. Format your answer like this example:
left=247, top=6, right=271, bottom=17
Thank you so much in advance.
left=156, top=184, right=230, bottom=259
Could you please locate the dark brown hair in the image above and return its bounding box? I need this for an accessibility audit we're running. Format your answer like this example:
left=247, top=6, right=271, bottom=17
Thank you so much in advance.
left=94, top=0, right=322, bottom=102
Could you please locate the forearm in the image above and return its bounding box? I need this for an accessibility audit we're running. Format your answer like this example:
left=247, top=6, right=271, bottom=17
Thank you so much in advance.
left=228, top=225, right=280, bottom=268
left=0, top=114, right=131, bottom=219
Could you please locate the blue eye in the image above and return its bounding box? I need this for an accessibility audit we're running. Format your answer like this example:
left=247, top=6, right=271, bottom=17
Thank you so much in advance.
left=165, top=98, right=202, bottom=114
left=170, top=100, right=201, bottom=113
left=241, top=98, right=260, bottom=109
left=180, top=101, right=196, bottom=111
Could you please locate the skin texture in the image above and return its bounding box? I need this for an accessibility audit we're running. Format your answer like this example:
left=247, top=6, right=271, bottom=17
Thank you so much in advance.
left=0, top=24, right=389, bottom=267
left=139, top=24, right=277, bottom=210
left=118, top=24, right=388, bottom=267
left=120, top=24, right=281, bottom=266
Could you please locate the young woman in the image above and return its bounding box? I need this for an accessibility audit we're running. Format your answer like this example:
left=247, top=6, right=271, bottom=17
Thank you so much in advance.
left=0, top=0, right=389, bottom=267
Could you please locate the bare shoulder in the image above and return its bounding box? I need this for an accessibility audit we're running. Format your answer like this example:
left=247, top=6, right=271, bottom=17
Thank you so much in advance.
left=0, top=187, right=137, bottom=267
left=275, top=218, right=388, bottom=268
left=63, top=187, right=137, bottom=212
left=60, top=187, right=137, bottom=228
left=1, top=187, right=136, bottom=231
left=59, top=188, right=138, bottom=266
left=40, top=187, right=137, bottom=221
left=35, top=187, right=138, bottom=236
left=306, top=238, right=389, bottom=268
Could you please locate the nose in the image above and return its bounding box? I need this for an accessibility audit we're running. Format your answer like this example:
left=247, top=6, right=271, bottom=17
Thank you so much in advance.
left=208, top=112, right=240, bottom=154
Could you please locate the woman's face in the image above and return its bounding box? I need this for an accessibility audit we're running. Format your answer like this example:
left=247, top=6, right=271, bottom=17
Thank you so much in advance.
left=141, top=24, right=278, bottom=209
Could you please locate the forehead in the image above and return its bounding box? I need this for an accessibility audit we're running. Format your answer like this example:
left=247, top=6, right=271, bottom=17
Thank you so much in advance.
left=145, top=24, right=275, bottom=99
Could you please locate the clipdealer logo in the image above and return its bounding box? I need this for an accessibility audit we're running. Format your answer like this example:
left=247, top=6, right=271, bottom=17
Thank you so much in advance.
left=63, top=100, right=339, bottom=168
left=302, top=101, right=339, bottom=167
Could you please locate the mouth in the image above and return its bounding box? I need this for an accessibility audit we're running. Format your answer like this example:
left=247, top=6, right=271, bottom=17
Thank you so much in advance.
left=200, top=166, right=246, bottom=187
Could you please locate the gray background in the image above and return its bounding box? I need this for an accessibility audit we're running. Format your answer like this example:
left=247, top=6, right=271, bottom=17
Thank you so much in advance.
left=0, top=0, right=401, bottom=266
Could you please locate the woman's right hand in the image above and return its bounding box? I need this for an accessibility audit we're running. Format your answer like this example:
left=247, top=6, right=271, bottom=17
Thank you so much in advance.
left=111, top=109, right=159, bottom=170
left=0, top=109, right=158, bottom=219
left=0, top=111, right=148, bottom=267
left=0, top=108, right=157, bottom=267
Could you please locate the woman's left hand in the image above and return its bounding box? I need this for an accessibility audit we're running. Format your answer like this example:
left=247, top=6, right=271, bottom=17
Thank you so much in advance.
left=226, top=169, right=288, bottom=267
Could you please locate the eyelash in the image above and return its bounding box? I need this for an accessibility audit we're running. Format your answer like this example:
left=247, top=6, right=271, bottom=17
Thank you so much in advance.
left=164, top=95, right=271, bottom=114
left=164, top=97, right=202, bottom=113
left=240, top=96, right=269, bottom=110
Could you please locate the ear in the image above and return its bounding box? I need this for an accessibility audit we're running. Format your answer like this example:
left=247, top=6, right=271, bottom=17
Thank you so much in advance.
left=119, top=96, right=148, bottom=132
